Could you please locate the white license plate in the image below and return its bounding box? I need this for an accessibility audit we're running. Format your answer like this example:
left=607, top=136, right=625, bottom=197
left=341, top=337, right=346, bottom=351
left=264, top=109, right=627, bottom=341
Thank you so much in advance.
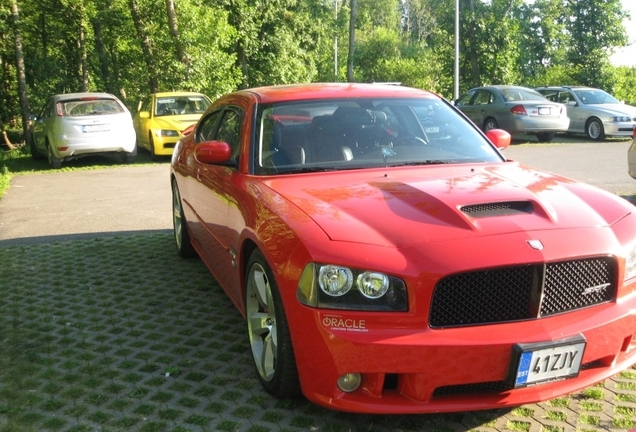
left=538, top=107, right=551, bottom=115
left=511, top=336, right=586, bottom=387
left=82, top=124, right=110, bottom=133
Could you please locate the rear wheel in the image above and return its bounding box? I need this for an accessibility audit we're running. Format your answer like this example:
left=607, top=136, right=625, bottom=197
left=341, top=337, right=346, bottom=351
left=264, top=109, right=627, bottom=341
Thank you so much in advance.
left=171, top=179, right=197, bottom=258
left=246, top=249, right=300, bottom=397
left=46, top=141, right=62, bottom=169
left=586, top=118, right=605, bottom=141
left=536, top=132, right=555, bottom=142
left=29, top=134, right=44, bottom=160
left=483, top=118, right=498, bottom=132
left=122, top=143, right=137, bottom=164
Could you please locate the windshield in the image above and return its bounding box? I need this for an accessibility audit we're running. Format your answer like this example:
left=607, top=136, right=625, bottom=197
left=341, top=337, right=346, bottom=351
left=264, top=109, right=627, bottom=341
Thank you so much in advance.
left=155, top=96, right=210, bottom=116
left=573, top=89, right=620, bottom=105
left=254, top=97, right=503, bottom=175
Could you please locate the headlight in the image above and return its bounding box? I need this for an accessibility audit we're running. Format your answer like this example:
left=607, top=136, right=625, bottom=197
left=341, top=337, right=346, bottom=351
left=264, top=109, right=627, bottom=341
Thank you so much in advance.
left=297, top=263, right=408, bottom=311
left=609, top=116, right=631, bottom=123
left=625, top=244, right=636, bottom=281
left=155, top=129, right=179, bottom=137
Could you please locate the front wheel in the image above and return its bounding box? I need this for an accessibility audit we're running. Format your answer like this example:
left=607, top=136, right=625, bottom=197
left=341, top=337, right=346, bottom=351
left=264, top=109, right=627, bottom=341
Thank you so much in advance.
left=172, top=179, right=197, bottom=258
left=246, top=249, right=300, bottom=397
left=586, top=118, right=605, bottom=141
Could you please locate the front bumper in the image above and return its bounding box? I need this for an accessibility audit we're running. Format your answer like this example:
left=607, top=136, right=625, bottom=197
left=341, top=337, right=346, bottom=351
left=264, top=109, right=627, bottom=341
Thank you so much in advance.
left=603, top=121, right=636, bottom=137
left=151, top=134, right=180, bottom=155
left=293, top=295, right=636, bottom=413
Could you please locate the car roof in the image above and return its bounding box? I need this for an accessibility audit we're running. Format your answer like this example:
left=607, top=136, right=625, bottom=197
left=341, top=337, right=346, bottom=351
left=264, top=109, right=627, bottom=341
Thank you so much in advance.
left=225, top=83, right=438, bottom=104
left=153, top=91, right=208, bottom=98
left=53, top=92, right=119, bottom=101
left=535, top=86, right=594, bottom=90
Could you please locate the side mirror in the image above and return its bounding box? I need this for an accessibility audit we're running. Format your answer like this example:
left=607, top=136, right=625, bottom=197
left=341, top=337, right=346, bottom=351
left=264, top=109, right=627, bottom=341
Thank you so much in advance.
left=567, top=100, right=577, bottom=106
left=195, top=140, right=232, bottom=164
left=486, top=128, right=511, bottom=150
left=138, top=111, right=150, bottom=119
left=28, top=114, right=38, bottom=121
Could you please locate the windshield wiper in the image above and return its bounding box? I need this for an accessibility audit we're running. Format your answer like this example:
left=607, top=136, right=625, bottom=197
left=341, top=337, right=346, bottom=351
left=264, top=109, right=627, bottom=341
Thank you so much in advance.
left=390, top=160, right=449, bottom=167
left=275, top=167, right=332, bottom=174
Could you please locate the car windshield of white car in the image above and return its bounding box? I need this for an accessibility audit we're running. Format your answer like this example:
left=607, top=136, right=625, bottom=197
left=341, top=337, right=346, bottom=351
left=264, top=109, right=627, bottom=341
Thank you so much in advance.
left=254, top=98, right=504, bottom=175
left=63, top=99, right=124, bottom=116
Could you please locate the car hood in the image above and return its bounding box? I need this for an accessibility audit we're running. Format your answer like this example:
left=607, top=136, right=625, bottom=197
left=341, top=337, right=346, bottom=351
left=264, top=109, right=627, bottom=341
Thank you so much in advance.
left=582, top=103, right=636, bottom=118
left=261, top=162, right=631, bottom=247
left=153, top=115, right=200, bottom=131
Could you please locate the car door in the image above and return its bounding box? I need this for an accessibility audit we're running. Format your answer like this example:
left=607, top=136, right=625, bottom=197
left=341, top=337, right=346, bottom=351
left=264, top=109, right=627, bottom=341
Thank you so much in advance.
left=459, top=89, right=493, bottom=129
left=560, top=90, right=584, bottom=133
left=134, top=95, right=153, bottom=150
left=189, top=105, right=246, bottom=305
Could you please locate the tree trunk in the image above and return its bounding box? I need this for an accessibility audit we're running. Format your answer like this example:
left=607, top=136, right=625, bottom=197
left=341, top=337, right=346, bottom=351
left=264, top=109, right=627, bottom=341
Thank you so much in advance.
left=165, top=0, right=188, bottom=67
left=92, top=18, right=113, bottom=94
left=466, top=0, right=481, bottom=86
left=347, top=0, right=356, bottom=82
left=128, top=0, right=159, bottom=93
left=11, top=0, right=30, bottom=144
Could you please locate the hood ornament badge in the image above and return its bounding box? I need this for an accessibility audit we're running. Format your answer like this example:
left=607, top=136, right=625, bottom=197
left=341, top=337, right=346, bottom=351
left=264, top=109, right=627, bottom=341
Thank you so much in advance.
left=527, top=239, right=544, bottom=250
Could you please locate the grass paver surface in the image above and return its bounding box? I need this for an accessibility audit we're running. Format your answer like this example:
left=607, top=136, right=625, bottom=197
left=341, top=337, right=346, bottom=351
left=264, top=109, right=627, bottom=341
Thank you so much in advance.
left=1, top=233, right=636, bottom=432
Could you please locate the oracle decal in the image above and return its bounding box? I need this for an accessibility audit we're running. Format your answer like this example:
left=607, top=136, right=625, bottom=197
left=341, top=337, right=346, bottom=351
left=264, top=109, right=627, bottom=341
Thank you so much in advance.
left=322, top=314, right=368, bottom=332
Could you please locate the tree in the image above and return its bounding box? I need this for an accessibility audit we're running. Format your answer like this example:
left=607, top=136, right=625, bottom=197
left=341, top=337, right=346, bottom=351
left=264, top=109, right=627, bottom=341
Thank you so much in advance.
left=10, top=0, right=30, bottom=141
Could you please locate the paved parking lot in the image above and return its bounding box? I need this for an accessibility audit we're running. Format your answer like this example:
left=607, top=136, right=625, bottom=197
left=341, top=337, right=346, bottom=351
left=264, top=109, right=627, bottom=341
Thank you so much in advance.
left=1, top=136, right=636, bottom=431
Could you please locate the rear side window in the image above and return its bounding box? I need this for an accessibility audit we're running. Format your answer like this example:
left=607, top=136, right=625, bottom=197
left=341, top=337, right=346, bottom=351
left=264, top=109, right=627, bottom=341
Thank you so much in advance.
left=62, top=99, right=124, bottom=117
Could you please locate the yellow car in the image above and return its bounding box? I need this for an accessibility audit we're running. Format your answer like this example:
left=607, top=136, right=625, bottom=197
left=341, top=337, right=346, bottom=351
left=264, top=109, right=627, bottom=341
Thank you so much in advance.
left=133, top=92, right=211, bottom=157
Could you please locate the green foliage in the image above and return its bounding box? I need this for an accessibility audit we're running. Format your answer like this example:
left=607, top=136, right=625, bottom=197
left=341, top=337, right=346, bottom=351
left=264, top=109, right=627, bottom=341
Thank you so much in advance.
left=0, top=0, right=634, bottom=126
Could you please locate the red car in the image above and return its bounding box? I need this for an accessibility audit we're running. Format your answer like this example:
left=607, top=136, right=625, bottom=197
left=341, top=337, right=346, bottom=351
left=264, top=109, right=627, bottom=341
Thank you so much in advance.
left=170, top=83, right=636, bottom=414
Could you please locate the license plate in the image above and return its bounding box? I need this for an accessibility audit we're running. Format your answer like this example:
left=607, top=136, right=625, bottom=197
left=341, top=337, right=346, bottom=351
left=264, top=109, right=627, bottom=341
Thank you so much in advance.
left=424, top=127, right=439, bottom=133
left=538, top=107, right=551, bottom=115
left=82, top=124, right=110, bottom=133
left=510, top=336, right=586, bottom=387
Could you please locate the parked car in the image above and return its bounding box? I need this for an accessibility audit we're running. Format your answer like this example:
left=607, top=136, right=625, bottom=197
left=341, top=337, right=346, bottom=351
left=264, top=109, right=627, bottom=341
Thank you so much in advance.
left=454, top=85, right=569, bottom=142
left=627, top=126, right=636, bottom=179
left=171, top=83, right=636, bottom=414
left=133, top=91, right=211, bottom=157
left=30, top=92, right=136, bottom=168
left=535, top=86, right=636, bottom=141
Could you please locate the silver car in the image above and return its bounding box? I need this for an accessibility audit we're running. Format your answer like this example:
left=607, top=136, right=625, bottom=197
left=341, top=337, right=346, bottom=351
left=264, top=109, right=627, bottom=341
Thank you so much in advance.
left=455, top=85, right=569, bottom=142
left=30, top=92, right=137, bottom=168
left=535, top=86, right=636, bottom=141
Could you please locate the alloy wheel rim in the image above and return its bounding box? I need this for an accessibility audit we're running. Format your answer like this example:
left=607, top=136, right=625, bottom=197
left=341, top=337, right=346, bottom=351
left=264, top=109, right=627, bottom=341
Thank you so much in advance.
left=246, top=264, right=277, bottom=381
left=172, top=184, right=184, bottom=249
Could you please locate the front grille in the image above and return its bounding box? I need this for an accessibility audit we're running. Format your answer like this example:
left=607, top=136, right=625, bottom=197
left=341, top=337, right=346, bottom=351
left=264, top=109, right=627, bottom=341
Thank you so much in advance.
left=433, top=381, right=512, bottom=397
left=429, top=257, right=616, bottom=328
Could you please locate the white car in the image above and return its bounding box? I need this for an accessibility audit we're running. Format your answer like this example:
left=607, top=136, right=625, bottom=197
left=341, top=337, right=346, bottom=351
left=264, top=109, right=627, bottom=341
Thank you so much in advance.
left=536, top=86, right=636, bottom=141
left=30, top=92, right=137, bottom=168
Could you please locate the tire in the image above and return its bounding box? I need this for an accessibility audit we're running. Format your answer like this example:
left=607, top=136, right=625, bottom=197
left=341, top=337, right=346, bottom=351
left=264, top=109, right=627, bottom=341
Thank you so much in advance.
left=46, top=142, right=62, bottom=169
left=536, top=132, right=555, bottom=143
left=483, top=118, right=498, bottom=132
left=172, top=179, right=197, bottom=258
left=245, top=249, right=300, bottom=398
left=29, top=134, right=45, bottom=160
left=149, top=133, right=158, bottom=160
left=122, top=143, right=137, bottom=164
left=586, top=118, right=605, bottom=141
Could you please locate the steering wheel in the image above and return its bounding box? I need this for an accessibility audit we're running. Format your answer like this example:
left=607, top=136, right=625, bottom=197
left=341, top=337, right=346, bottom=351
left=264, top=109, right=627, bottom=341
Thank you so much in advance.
left=392, top=135, right=428, bottom=146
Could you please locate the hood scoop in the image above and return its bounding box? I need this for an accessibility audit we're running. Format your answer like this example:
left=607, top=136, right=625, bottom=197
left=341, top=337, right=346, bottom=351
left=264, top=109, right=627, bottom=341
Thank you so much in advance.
left=461, top=201, right=534, bottom=218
